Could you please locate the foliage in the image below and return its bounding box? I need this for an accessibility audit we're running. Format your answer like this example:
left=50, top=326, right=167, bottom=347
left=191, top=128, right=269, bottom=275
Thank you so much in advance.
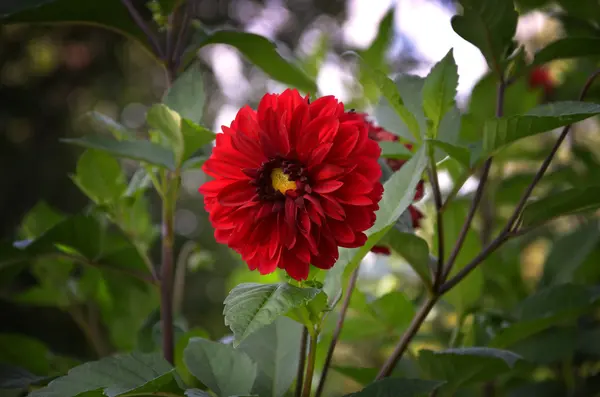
left=2, top=0, right=600, bottom=397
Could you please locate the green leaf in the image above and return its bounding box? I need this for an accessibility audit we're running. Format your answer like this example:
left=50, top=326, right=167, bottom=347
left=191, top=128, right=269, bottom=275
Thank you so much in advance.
left=0, top=364, right=47, bottom=389
left=427, top=140, right=471, bottom=168
left=164, top=62, right=205, bottom=125
left=63, top=135, right=176, bottom=170
left=0, top=334, right=50, bottom=375
left=451, top=0, right=518, bottom=75
left=521, top=185, right=600, bottom=227
left=422, top=50, right=458, bottom=135
left=147, top=104, right=184, bottom=164
left=532, top=37, right=600, bottom=68
left=540, top=221, right=600, bottom=287
left=379, top=141, right=412, bottom=160
left=437, top=200, right=483, bottom=313
left=345, top=378, right=445, bottom=397
left=511, top=327, right=577, bottom=365
left=72, top=150, right=127, bottom=204
left=1, top=0, right=155, bottom=56
left=183, top=338, right=257, bottom=397
left=19, top=201, right=64, bottom=239
left=385, top=228, right=432, bottom=288
left=85, top=111, right=136, bottom=140
left=481, top=101, right=600, bottom=159
left=333, top=367, right=378, bottom=386
left=184, top=389, right=212, bottom=397
left=358, top=58, right=421, bottom=141
left=187, top=29, right=317, bottom=94
left=490, top=284, right=600, bottom=348
left=323, top=225, right=394, bottom=307
left=324, top=146, right=428, bottom=305
left=180, top=119, right=216, bottom=161
left=372, top=146, right=428, bottom=234
left=238, top=317, right=302, bottom=397
left=370, top=291, right=416, bottom=332
left=418, top=348, right=521, bottom=393
left=374, top=75, right=426, bottom=142
left=223, top=283, right=322, bottom=345
left=29, top=352, right=174, bottom=397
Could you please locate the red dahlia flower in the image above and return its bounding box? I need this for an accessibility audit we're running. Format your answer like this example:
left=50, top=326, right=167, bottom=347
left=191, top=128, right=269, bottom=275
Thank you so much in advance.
left=199, top=89, right=383, bottom=281
left=361, top=115, right=424, bottom=256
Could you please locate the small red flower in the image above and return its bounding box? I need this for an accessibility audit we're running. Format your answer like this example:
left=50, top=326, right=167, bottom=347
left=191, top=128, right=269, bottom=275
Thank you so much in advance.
left=528, top=66, right=554, bottom=97
left=360, top=115, right=424, bottom=255
left=199, top=89, right=383, bottom=280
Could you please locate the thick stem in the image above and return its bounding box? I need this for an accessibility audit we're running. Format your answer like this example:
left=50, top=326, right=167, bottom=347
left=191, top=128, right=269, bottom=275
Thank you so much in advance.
left=428, top=164, right=444, bottom=290
left=301, top=331, right=319, bottom=397
left=160, top=173, right=176, bottom=364
left=376, top=296, right=438, bottom=379
left=315, top=268, right=360, bottom=397
left=295, top=327, right=308, bottom=397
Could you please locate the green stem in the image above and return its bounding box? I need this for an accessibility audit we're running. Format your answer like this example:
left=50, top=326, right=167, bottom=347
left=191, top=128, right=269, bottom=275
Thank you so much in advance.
left=302, top=330, right=319, bottom=397
left=160, top=171, right=177, bottom=364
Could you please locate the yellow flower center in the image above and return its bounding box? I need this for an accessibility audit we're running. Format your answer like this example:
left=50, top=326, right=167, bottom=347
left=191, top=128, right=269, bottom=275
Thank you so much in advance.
left=271, top=168, right=297, bottom=194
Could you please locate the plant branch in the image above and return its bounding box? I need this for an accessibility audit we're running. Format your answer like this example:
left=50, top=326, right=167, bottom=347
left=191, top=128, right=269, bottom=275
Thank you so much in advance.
left=172, top=1, right=192, bottom=71
left=375, top=295, right=438, bottom=380
left=302, top=330, right=319, bottom=397
left=160, top=171, right=178, bottom=364
left=295, top=327, right=308, bottom=397
left=428, top=165, right=444, bottom=290
left=440, top=68, right=600, bottom=293
left=441, top=80, right=505, bottom=282
left=120, top=0, right=164, bottom=59
left=315, top=267, right=360, bottom=397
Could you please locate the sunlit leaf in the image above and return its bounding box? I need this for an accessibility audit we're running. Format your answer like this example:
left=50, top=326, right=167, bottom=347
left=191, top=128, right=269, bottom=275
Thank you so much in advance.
left=164, top=62, right=206, bottom=125
left=223, top=283, right=322, bottom=345
left=422, top=50, right=458, bottom=135
left=71, top=150, right=127, bottom=204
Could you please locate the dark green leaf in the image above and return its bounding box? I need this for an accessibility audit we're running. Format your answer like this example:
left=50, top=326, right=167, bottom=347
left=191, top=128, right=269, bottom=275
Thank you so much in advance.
left=418, top=347, right=521, bottom=393
left=532, top=37, right=600, bottom=68
left=333, top=367, right=378, bottom=386
left=370, top=291, right=415, bottom=332
left=511, top=327, right=577, bottom=364
left=427, top=140, right=471, bottom=168
left=29, top=352, right=173, bottom=397
left=62, top=135, right=176, bottom=170
left=72, top=150, right=127, bottom=204
left=188, top=30, right=316, bottom=93
left=521, top=185, right=600, bottom=227
left=422, top=50, right=458, bottom=134
left=238, top=317, right=302, bottom=397
left=184, top=338, right=257, bottom=397
left=385, top=228, right=432, bottom=288
left=223, top=283, right=322, bottom=345
left=345, top=378, right=444, bottom=397
left=0, top=334, right=50, bottom=375
left=0, top=0, right=54, bottom=16
left=451, top=0, right=518, bottom=75
left=0, top=364, right=47, bottom=389
left=540, top=221, right=600, bottom=287
left=1, top=0, right=155, bottom=55
left=490, top=284, right=600, bottom=348
left=164, top=62, right=205, bottom=125
left=481, top=101, right=600, bottom=158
